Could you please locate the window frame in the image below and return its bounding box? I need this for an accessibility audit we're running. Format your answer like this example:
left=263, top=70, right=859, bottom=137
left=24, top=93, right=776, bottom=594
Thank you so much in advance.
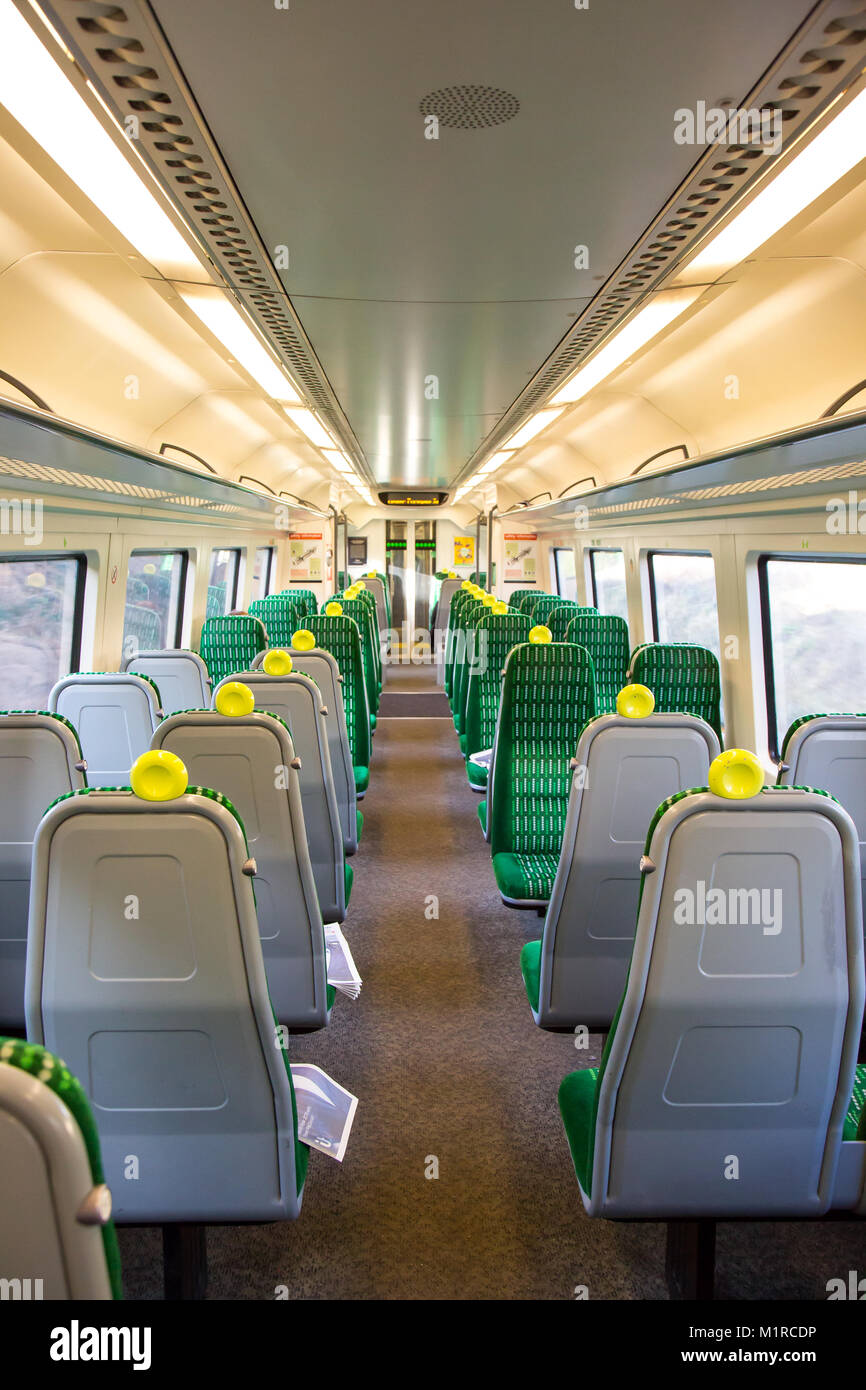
left=552, top=545, right=577, bottom=598
left=209, top=546, right=241, bottom=614
left=587, top=546, right=626, bottom=614
left=758, top=552, right=866, bottom=762
left=254, top=545, right=275, bottom=600
left=646, top=548, right=716, bottom=643
left=125, top=548, right=188, bottom=649
left=0, top=550, right=87, bottom=688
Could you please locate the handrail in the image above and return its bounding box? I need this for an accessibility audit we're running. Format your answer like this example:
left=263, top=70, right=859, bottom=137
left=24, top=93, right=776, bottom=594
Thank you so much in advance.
left=238, top=474, right=276, bottom=495
left=630, top=444, right=689, bottom=476
left=821, top=379, right=866, bottom=419
left=558, top=475, right=597, bottom=498
left=159, top=442, right=217, bottom=474
left=0, top=370, right=52, bottom=413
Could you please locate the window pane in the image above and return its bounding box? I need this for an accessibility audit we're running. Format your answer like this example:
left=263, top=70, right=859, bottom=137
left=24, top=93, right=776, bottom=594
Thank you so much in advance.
left=590, top=549, right=628, bottom=622
left=0, top=556, right=82, bottom=707
left=253, top=546, right=274, bottom=600
left=208, top=549, right=239, bottom=617
left=122, top=551, right=185, bottom=658
left=650, top=552, right=719, bottom=656
left=765, top=559, right=866, bottom=746
left=553, top=547, right=577, bottom=600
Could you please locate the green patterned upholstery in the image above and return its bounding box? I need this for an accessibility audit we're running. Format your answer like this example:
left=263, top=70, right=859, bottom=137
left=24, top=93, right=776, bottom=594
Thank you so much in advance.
left=515, top=590, right=547, bottom=614
left=304, top=615, right=371, bottom=789
left=450, top=600, right=486, bottom=722
left=444, top=589, right=476, bottom=697
left=279, top=588, right=318, bottom=617
left=548, top=603, right=595, bottom=642
left=199, top=615, right=267, bottom=685
left=344, top=589, right=382, bottom=685
left=507, top=589, right=540, bottom=613
left=470, top=571, right=487, bottom=587
left=565, top=614, right=630, bottom=714
left=0, top=1037, right=123, bottom=1298
left=490, top=642, right=596, bottom=904
left=525, top=593, right=571, bottom=624
left=326, top=596, right=379, bottom=716
left=628, top=642, right=722, bottom=742
left=249, top=594, right=307, bottom=647
left=462, top=612, right=533, bottom=781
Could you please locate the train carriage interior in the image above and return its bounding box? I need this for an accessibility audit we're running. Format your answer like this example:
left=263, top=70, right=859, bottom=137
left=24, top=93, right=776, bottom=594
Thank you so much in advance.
left=2, top=0, right=866, bottom=1326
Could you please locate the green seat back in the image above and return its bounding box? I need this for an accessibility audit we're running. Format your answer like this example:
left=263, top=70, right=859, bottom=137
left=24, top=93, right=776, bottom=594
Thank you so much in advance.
left=199, top=615, right=267, bottom=685
left=511, top=590, right=543, bottom=613
left=548, top=603, right=595, bottom=642
left=628, top=642, right=722, bottom=742
left=490, top=642, right=596, bottom=856
left=565, top=614, right=630, bottom=714
left=249, top=594, right=307, bottom=648
left=305, top=614, right=371, bottom=769
left=326, top=596, right=379, bottom=713
left=464, top=611, right=533, bottom=756
left=451, top=599, right=487, bottom=720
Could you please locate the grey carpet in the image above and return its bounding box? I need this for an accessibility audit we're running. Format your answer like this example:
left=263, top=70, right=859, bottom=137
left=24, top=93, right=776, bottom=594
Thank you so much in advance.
left=117, top=661, right=866, bottom=1300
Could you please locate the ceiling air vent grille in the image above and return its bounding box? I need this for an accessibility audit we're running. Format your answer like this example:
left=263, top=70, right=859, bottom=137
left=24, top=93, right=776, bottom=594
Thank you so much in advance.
left=419, top=85, right=520, bottom=129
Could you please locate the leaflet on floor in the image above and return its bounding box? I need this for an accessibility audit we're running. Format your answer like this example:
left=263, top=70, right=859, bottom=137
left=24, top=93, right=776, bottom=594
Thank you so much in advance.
left=290, top=1064, right=358, bottom=1162
left=468, top=747, right=493, bottom=768
left=325, top=923, right=362, bottom=999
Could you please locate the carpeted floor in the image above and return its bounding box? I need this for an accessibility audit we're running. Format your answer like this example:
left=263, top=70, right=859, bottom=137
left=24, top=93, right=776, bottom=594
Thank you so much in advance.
left=116, top=661, right=866, bottom=1300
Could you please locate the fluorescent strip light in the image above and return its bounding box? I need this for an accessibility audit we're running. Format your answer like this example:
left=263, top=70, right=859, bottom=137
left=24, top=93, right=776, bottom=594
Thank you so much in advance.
left=503, top=408, right=564, bottom=449
left=323, top=448, right=354, bottom=470
left=682, top=86, right=866, bottom=282
left=0, top=3, right=205, bottom=280
left=479, top=450, right=515, bottom=475
left=284, top=407, right=336, bottom=449
left=551, top=289, right=703, bottom=405
left=179, top=287, right=301, bottom=402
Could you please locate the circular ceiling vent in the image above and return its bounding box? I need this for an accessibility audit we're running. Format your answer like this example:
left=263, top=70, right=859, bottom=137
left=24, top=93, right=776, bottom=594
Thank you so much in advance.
left=419, top=85, right=520, bottom=130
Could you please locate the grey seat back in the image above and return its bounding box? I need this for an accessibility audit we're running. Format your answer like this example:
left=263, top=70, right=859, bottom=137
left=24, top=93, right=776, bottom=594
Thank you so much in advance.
left=122, top=649, right=210, bottom=716
left=25, top=786, right=305, bottom=1223
left=434, top=579, right=461, bottom=672
left=0, top=1047, right=115, bottom=1299
left=152, top=711, right=329, bottom=1028
left=0, top=714, right=86, bottom=1028
left=778, top=715, right=866, bottom=914
left=48, top=673, right=161, bottom=787
left=587, top=786, right=864, bottom=1218
left=363, top=575, right=388, bottom=634
left=536, top=713, right=719, bottom=1029
left=252, top=648, right=358, bottom=855
left=213, top=672, right=345, bottom=922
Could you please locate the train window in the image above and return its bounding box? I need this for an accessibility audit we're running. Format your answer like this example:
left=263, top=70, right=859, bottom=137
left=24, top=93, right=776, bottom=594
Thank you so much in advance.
left=208, top=548, right=241, bottom=616
left=552, top=546, right=577, bottom=599
left=588, top=548, right=628, bottom=621
left=122, top=550, right=187, bottom=658
left=759, top=555, right=866, bottom=759
left=0, top=554, right=85, bottom=707
left=647, top=550, right=719, bottom=655
left=253, top=546, right=275, bottom=599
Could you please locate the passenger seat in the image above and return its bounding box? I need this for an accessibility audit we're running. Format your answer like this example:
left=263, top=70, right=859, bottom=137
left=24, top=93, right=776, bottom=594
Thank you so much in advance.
left=49, top=671, right=162, bottom=787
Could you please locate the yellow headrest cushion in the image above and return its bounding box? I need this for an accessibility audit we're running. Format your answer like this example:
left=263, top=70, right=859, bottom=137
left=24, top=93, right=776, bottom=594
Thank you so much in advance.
left=528, top=624, right=552, bottom=645
left=482, top=594, right=496, bottom=608
left=325, top=601, right=343, bottom=616
left=214, top=681, right=256, bottom=717
left=492, top=600, right=508, bottom=615
left=616, top=684, right=655, bottom=719
left=262, top=650, right=293, bottom=677
left=130, top=750, right=188, bottom=802
left=292, top=629, right=316, bottom=651
left=708, top=749, right=765, bottom=800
